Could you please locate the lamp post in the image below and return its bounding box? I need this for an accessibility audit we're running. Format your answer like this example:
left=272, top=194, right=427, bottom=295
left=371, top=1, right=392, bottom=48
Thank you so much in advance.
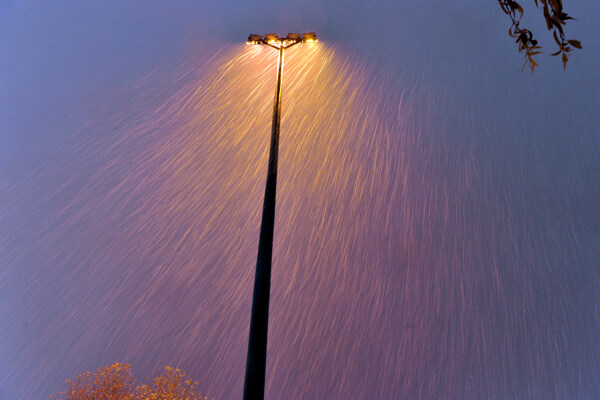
left=243, top=32, right=317, bottom=400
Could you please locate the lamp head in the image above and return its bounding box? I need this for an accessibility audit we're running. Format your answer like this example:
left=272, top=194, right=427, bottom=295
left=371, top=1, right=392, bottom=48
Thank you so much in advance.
left=247, top=34, right=263, bottom=45
left=302, top=32, right=318, bottom=43
left=246, top=32, right=317, bottom=48
left=264, top=33, right=279, bottom=44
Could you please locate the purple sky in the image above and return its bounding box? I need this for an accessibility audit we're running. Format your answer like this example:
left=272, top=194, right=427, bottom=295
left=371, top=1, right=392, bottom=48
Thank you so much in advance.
left=1, top=1, right=599, bottom=399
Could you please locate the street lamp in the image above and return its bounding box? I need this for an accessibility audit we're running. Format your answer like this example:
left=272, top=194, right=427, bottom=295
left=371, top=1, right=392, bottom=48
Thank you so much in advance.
left=243, top=32, right=317, bottom=400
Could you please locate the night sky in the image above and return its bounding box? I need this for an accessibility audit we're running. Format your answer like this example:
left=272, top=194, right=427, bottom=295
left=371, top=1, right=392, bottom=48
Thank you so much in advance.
left=1, top=1, right=599, bottom=399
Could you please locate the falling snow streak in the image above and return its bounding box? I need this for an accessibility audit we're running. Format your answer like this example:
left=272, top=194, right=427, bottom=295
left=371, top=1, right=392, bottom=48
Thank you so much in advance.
left=2, top=42, right=599, bottom=400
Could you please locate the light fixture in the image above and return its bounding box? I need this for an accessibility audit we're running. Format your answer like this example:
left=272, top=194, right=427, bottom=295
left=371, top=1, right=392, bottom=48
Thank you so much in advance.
left=247, top=32, right=318, bottom=49
left=301, top=32, right=318, bottom=43
left=247, top=34, right=263, bottom=45
left=264, top=33, right=279, bottom=44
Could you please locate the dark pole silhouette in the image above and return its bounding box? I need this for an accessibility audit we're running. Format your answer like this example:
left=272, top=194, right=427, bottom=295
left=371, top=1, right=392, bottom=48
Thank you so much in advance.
left=243, top=32, right=317, bottom=400
left=243, top=43, right=282, bottom=400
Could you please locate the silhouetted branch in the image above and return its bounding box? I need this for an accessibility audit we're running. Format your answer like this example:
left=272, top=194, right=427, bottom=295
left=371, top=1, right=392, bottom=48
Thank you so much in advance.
left=498, top=0, right=581, bottom=71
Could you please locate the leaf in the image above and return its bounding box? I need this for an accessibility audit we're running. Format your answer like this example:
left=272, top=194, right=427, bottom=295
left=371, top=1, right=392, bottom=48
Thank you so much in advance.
left=516, top=3, right=524, bottom=16
left=553, top=30, right=562, bottom=46
left=562, top=52, right=568, bottom=69
left=567, top=39, right=582, bottom=49
left=543, top=5, right=553, bottom=29
left=520, top=59, right=528, bottom=72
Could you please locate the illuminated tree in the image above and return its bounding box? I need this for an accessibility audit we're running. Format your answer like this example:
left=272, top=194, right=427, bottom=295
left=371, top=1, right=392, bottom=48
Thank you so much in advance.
left=52, top=363, right=210, bottom=400
left=52, top=363, right=134, bottom=400
left=498, top=0, right=582, bottom=71
left=135, top=366, right=206, bottom=400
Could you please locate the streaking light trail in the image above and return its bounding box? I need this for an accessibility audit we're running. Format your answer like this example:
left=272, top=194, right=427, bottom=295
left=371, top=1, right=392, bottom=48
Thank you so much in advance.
left=1, top=37, right=598, bottom=400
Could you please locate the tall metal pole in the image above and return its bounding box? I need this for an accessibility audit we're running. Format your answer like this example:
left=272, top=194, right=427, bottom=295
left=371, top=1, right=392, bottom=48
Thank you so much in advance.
left=243, top=44, right=284, bottom=400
